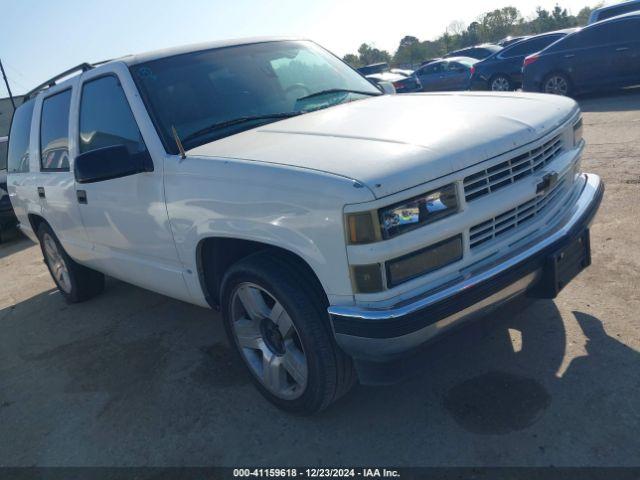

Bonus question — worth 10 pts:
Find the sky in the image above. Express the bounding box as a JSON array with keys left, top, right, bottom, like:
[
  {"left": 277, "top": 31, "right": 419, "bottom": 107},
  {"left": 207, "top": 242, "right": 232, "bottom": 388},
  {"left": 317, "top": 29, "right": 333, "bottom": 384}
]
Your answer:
[{"left": 1, "top": 0, "right": 600, "bottom": 96}]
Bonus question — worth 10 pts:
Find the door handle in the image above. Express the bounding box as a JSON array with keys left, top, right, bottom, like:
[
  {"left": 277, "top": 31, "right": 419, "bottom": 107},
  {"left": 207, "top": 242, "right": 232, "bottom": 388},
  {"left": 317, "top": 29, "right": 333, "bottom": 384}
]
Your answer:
[
  {"left": 564, "top": 54, "right": 575, "bottom": 58},
  {"left": 616, "top": 47, "right": 630, "bottom": 52},
  {"left": 37, "top": 187, "right": 45, "bottom": 198},
  {"left": 76, "top": 190, "right": 87, "bottom": 204}
]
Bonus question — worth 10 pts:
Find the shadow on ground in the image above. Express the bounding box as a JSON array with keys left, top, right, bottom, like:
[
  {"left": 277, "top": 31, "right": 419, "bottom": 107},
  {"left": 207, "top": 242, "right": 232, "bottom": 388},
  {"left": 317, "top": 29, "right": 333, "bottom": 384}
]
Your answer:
[
  {"left": 0, "top": 279, "right": 638, "bottom": 466},
  {"left": 578, "top": 86, "right": 640, "bottom": 113},
  {"left": 0, "top": 232, "right": 31, "bottom": 260}
]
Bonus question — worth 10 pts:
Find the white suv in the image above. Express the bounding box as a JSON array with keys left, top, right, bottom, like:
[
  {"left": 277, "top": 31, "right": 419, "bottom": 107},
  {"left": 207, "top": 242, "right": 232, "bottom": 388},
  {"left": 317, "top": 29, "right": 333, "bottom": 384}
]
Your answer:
[{"left": 7, "top": 38, "right": 603, "bottom": 414}]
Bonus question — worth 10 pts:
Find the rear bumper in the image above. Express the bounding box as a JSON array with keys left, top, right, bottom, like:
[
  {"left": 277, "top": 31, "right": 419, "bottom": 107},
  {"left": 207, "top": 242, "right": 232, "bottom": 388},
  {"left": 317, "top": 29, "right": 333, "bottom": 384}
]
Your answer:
[{"left": 328, "top": 174, "right": 604, "bottom": 363}]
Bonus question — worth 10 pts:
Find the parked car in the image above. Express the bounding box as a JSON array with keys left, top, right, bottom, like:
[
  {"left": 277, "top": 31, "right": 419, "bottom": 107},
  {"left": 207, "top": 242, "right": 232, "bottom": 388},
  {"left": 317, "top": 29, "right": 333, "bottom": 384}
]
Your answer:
[
  {"left": 497, "top": 35, "right": 530, "bottom": 47},
  {"left": 356, "top": 62, "right": 389, "bottom": 76},
  {"left": 444, "top": 43, "right": 502, "bottom": 60},
  {"left": 0, "top": 136, "right": 18, "bottom": 240},
  {"left": 471, "top": 29, "right": 577, "bottom": 91},
  {"left": 523, "top": 12, "right": 640, "bottom": 96},
  {"left": 8, "top": 38, "right": 603, "bottom": 414},
  {"left": 414, "top": 57, "right": 477, "bottom": 91},
  {"left": 366, "top": 70, "right": 422, "bottom": 93},
  {"left": 588, "top": 0, "right": 640, "bottom": 23},
  {"left": 390, "top": 68, "right": 414, "bottom": 76},
  {"left": 419, "top": 58, "right": 439, "bottom": 66}
]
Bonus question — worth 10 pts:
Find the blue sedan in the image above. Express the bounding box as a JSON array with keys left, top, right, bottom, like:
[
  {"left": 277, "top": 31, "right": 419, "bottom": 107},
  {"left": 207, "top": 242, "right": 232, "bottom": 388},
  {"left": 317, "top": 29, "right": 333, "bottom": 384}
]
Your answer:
[{"left": 413, "top": 57, "right": 478, "bottom": 91}]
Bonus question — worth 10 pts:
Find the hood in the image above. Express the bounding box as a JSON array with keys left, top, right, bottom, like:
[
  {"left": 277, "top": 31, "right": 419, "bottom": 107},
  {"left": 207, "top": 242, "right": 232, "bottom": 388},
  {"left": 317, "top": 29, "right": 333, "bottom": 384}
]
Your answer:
[{"left": 189, "top": 92, "right": 579, "bottom": 198}]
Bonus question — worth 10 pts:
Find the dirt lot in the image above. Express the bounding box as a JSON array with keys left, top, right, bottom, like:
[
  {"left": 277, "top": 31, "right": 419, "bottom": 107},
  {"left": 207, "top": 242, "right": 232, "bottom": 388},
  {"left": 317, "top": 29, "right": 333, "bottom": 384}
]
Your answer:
[{"left": 0, "top": 89, "right": 639, "bottom": 467}]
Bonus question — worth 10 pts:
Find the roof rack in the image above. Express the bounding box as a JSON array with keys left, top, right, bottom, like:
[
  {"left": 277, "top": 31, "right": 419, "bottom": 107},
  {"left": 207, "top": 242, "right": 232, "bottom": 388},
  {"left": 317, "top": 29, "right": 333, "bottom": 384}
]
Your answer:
[{"left": 24, "top": 62, "right": 94, "bottom": 100}]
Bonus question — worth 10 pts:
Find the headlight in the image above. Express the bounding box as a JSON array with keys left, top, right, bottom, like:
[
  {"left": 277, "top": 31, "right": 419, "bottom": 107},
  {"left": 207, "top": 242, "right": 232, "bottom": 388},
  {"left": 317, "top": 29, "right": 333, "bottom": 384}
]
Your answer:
[
  {"left": 378, "top": 184, "right": 458, "bottom": 240},
  {"left": 346, "top": 184, "right": 458, "bottom": 244},
  {"left": 573, "top": 117, "right": 583, "bottom": 146}
]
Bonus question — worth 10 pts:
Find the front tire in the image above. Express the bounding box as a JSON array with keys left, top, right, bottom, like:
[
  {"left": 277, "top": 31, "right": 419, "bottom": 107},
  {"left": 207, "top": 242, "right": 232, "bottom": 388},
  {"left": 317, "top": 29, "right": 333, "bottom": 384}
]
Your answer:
[
  {"left": 542, "top": 72, "right": 571, "bottom": 96},
  {"left": 220, "top": 252, "right": 356, "bottom": 414},
  {"left": 37, "top": 222, "right": 105, "bottom": 303}
]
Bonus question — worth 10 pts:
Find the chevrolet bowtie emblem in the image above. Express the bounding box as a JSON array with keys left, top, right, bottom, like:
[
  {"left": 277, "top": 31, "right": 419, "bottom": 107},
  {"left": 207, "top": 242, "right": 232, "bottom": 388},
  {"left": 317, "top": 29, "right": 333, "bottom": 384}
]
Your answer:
[{"left": 536, "top": 171, "right": 559, "bottom": 195}]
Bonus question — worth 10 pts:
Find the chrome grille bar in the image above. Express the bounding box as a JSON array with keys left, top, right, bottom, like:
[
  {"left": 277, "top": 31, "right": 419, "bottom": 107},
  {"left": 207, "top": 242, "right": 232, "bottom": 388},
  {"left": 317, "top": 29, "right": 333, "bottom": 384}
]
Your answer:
[
  {"left": 464, "top": 135, "right": 564, "bottom": 202},
  {"left": 469, "top": 176, "right": 568, "bottom": 249}
]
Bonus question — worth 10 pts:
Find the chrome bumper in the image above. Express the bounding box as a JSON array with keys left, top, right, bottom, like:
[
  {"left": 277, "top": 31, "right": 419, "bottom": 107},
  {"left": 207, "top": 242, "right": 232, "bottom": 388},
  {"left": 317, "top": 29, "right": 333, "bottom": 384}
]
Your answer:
[{"left": 328, "top": 174, "right": 604, "bottom": 362}]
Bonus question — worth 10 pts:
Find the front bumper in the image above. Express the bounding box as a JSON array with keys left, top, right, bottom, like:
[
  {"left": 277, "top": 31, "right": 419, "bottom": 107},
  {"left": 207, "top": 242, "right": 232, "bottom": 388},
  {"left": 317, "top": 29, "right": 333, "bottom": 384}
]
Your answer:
[{"left": 328, "top": 174, "right": 604, "bottom": 363}]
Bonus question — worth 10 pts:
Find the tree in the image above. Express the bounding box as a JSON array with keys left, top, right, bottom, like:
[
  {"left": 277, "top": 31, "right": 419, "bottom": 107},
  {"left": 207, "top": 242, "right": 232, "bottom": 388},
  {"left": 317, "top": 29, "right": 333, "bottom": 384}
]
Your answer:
[
  {"left": 342, "top": 54, "right": 361, "bottom": 68},
  {"left": 479, "top": 7, "right": 523, "bottom": 42},
  {"left": 394, "top": 36, "right": 425, "bottom": 66},
  {"left": 357, "top": 43, "right": 392, "bottom": 66},
  {"left": 347, "top": 3, "right": 593, "bottom": 69}
]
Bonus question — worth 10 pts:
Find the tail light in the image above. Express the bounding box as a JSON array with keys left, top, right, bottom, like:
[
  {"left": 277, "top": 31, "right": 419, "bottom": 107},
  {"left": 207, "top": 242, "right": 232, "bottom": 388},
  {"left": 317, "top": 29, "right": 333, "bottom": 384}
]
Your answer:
[
  {"left": 524, "top": 54, "right": 539, "bottom": 67},
  {"left": 393, "top": 81, "right": 403, "bottom": 89},
  {"left": 470, "top": 66, "right": 475, "bottom": 76}
]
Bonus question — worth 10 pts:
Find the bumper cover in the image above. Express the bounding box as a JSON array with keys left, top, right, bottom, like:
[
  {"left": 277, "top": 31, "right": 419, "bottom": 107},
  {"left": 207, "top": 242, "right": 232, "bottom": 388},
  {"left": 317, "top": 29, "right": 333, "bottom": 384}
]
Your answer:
[{"left": 329, "top": 174, "right": 604, "bottom": 362}]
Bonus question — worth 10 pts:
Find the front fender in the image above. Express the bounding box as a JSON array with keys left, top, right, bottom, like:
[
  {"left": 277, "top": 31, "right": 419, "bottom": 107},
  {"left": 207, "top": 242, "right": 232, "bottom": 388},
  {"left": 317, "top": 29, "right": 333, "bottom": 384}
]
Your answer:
[{"left": 163, "top": 154, "right": 375, "bottom": 305}]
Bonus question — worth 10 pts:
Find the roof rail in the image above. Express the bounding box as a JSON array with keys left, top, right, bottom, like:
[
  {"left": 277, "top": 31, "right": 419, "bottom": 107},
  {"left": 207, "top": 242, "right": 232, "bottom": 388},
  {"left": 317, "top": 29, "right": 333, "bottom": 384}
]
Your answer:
[{"left": 25, "top": 62, "right": 94, "bottom": 100}]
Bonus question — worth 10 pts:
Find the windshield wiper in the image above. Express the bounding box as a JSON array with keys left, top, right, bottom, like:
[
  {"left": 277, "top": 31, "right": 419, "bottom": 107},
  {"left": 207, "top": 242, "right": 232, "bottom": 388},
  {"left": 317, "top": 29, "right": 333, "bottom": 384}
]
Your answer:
[
  {"left": 296, "top": 88, "right": 382, "bottom": 102},
  {"left": 182, "top": 112, "right": 303, "bottom": 145}
]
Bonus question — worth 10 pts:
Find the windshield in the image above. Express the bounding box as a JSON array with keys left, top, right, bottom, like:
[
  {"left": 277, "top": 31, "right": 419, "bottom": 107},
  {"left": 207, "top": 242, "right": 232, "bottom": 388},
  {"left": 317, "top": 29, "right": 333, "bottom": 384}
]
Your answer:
[{"left": 131, "top": 40, "right": 380, "bottom": 152}]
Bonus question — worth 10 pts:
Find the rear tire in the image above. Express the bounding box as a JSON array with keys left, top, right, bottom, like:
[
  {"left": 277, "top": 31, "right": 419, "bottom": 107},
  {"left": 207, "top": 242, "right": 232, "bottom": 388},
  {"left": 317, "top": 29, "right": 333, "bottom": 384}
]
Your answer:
[
  {"left": 490, "top": 74, "right": 513, "bottom": 91},
  {"left": 220, "top": 251, "right": 356, "bottom": 414},
  {"left": 542, "top": 72, "right": 571, "bottom": 96},
  {"left": 37, "top": 222, "right": 105, "bottom": 303}
]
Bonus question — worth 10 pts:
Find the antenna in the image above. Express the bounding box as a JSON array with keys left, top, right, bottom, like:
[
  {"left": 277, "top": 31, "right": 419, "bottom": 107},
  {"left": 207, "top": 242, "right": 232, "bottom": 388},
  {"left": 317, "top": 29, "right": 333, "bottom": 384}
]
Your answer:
[
  {"left": 171, "top": 125, "right": 186, "bottom": 160},
  {"left": 0, "top": 58, "right": 16, "bottom": 111}
]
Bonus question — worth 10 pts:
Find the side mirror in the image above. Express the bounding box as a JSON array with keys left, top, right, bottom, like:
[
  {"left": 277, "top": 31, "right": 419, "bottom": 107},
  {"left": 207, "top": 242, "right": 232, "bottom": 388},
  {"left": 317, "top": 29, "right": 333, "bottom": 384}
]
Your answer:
[
  {"left": 377, "top": 81, "right": 396, "bottom": 95},
  {"left": 74, "top": 144, "right": 153, "bottom": 184}
]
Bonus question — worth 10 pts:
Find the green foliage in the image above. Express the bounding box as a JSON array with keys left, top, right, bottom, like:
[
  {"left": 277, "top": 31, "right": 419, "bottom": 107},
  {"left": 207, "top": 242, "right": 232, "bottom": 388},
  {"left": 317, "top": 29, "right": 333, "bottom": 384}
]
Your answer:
[{"left": 341, "top": 3, "right": 599, "bottom": 69}]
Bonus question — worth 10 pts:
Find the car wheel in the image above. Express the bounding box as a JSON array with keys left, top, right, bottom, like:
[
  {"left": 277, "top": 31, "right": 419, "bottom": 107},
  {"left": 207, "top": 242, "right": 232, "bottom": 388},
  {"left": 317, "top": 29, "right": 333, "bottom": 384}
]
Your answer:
[
  {"left": 490, "top": 75, "right": 513, "bottom": 91},
  {"left": 37, "top": 222, "right": 105, "bottom": 303},
  {"left": 543, "top": 73, "right": 571, "bottom": 96},
  {"left": 220, "top": 252, "right": 356, "bottom": 414}
]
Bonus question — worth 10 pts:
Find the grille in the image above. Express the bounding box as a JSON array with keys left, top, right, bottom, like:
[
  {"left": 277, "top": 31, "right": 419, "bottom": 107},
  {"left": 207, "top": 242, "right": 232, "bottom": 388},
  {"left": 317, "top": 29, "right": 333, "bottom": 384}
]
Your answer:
[
  {"left": 469, "top": 176, "right": 567, "bottom": 249},
  {"left": 463, "top": 134, "right": 564, "bottom": 202}
]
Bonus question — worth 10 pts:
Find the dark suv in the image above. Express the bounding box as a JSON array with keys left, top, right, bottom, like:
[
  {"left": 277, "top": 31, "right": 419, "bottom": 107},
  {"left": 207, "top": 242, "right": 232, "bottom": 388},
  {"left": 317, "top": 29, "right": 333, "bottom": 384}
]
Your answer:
[
  {"left": 471, "top": 29, "right": 576, "bottom": 91},
  {"left": 523, "top": 12, "right": 640, "bottom": 96}
]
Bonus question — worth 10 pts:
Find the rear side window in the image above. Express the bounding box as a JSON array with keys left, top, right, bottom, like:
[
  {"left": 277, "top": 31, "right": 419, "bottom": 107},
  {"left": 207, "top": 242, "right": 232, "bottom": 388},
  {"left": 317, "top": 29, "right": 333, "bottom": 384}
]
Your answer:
[
  {"left": 598, "top": 4, "right": 640, "bottom": 21},
  {"left": 40, "top": 90, "right": 72, "bottom": 171},
  {"left": 79, "top": 75, "right": 147, "bottom": 155},
  {"left": 0, "top": 141, "right": 7, "bottom": 170},
  {"left": 422, "top": 63, "right": 444, "bottom": 74},
  {"left": 580, "top": 20, "right": 638, "bottom": 45},
  {"left": 504, "top": 35, "right": 562, "bottom": 57},
  {"left": 8, "top": 100, "right": 35, "bottom": 173}
]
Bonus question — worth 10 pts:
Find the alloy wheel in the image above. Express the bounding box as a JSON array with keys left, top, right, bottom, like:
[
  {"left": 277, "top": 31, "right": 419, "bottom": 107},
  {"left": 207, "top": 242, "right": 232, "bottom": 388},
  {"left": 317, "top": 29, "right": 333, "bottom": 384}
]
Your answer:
[
  {"left": 544, "top": 75, "right": 569, "bottom": 96},
  {"left": 491, "top": 76, "right": 511, "bottom": 91},
  {"left": 230, "top": 282, "right": 308, "bottom": 399},
  {"left": 43, "top": 233, "right": 71, "bottom": 293}
]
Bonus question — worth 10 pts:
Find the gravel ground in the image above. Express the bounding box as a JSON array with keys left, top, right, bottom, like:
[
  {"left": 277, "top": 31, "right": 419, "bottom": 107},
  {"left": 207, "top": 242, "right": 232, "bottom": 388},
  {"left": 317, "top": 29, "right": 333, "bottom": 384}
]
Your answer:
[{"left": 0, "top": 89, "right": 638, "bottom": 467}]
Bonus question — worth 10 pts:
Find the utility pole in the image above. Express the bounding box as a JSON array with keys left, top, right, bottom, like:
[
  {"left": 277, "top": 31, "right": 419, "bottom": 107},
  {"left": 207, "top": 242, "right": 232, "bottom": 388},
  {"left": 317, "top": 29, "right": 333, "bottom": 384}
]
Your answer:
[{"left": 0, "top": 58, "right": 16, "bottom": 111}]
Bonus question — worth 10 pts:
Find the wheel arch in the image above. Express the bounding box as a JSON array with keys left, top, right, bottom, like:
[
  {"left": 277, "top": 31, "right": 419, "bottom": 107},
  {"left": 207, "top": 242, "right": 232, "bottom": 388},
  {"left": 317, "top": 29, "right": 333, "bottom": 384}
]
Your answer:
[
  {"left": 196, "top": 237, "right": 328, "bottom": 309},
  {"left": 27, "top": 213, "right": 48, "bottom": 235}
]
